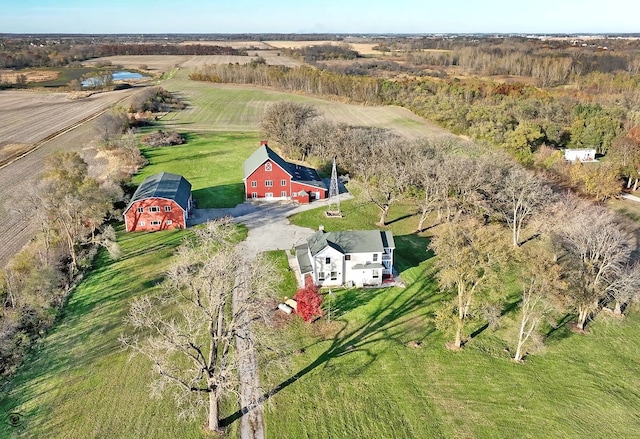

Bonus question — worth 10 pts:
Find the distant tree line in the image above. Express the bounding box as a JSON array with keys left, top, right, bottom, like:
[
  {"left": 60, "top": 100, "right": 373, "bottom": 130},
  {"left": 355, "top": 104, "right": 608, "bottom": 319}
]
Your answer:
[{"left": 280, "top": 44, "right": 360, "bottom": 62}]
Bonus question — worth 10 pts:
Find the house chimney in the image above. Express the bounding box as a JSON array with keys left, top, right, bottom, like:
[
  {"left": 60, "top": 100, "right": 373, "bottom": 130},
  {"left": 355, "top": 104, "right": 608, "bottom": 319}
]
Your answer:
[
  {"left": 319, "top": 225, "right": 324, "bottom": 232},
  {"left": 260, "top": 140, "right": 268, "bottom": 146}
]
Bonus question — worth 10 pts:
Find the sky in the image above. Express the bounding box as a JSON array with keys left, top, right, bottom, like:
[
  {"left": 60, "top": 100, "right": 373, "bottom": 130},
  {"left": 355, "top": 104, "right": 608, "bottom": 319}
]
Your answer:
[{"left": 0, "top": 0, "right": 638, "bottom": 35}]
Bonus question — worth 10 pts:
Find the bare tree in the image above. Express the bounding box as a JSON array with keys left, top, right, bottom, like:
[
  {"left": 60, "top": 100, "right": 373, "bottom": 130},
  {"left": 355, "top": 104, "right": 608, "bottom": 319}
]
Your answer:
[
  {"left": 512, "top": 246, "right": 565, "bottom": 362},
  {"left": 429, "top": 216, "right": 508, "bottom": 349},
  {"left": 36, "top": 152, "right": 115, "bottom": 278},
  {"left": 121, "top": 220, "right": 278, "bottom": 432},
  {"left": 605, "top": 262, "right": 640, "bottom": 315},
  {"left": 260, "top": 101, "right": 319, "bottom": 160},
  {"left": 355, "top": 134, "right": 416, "bottom": 226},
  {"left": 95, "top": 109, "right": 128, "bottom": 145},
  {"left": 556, "top": 202, "right": 631, "bottom": 330},
  {"left": 492, "top": 167, "right": 554, "bottom": 247}
]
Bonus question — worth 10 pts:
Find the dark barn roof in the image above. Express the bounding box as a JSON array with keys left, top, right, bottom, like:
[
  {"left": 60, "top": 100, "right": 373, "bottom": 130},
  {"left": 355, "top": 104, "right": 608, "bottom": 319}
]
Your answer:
[{"left": 125, "top": 172, "right": 191, "bottom": 213}]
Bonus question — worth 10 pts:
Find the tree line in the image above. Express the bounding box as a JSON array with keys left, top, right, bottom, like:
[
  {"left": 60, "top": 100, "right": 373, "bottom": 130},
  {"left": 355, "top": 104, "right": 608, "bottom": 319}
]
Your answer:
[{"left": 192, "top": 62, "right": 640, "bottom": 200}]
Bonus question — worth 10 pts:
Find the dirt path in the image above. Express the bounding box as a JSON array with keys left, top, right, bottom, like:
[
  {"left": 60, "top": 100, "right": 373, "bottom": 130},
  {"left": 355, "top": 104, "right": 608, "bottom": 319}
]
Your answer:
[{"left": 219, "top": 195, "right": 351, "bottom": 439}]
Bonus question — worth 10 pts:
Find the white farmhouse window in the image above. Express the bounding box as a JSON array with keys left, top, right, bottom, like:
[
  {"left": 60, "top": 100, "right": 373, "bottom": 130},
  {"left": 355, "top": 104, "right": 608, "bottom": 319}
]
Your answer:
[
  {"left": 318, "top": 272, "right": 325, "bottom": 281},
  {"left": 373, "top": 253, "right": 378, "bottom": 262},
  {"left": 325, "top": 257, "right": 331, "bottom": 264},
  {"left": 345, "top": 255, "right": 351, "bottom": 261},
  {"left": 331, "top": 272, "right": 338, "bottom": 280},
  {"left": 373, "top": 270, "right": 379, "bottom": 278},
  {"left": 251, "top": 181, "right": 257, "bottom": 187},
  {"left": 281, "top": 179, "right": 287, "bottom": 186},
  {"left": 164, "top": 206, "right": 171, "bottom": 212},
  {"left": 265, "top": 162, "right": 272, "bottom": 171},
  {"left": 137, "top": 207, "right": 144, "bottom": 213},
  {"left": 149, "top": 206, "right": 160, "bottom": 213},
  {"left": 265, "top": 180, "right": 273, "bottom": 187}
]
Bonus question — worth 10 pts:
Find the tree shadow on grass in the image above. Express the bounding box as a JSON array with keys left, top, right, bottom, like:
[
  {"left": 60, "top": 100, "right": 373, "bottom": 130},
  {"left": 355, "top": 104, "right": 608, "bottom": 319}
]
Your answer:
[{"left": 221, "top": 268, "right": 442, "bottom": 427}]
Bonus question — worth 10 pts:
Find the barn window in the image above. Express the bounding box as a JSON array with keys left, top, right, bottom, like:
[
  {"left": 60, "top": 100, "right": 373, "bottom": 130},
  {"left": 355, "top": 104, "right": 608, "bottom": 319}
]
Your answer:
[
  {"left": 281, "top": 191, "right": 287, "bottom": 197},
  {"left": 251, "top": 192, "right": 258, "bottom": 198},
  {"left": 166, "top": 220, "right": 173, "bottom": 225},
  {"left": 251, "top": 181, "right": 257, "bottom": 187},
  {"left": 281, "top": 179, "right": 287, "bottom": 186},
  {"left": 265, "top": 162, "right": 272, "bottom": 171},
  {"left": 265, "top": 180, "right": 273, "bottom": 187},
  {"left": 137, "top": 207, "right": 144, "bottom": 213},
  {"left": 149, "top": 206, "right": 160, "bottom": 212},
  {"left": 139, "top": 221, "right": 146, "bottom": 226},
  {"left": 150, "top": 220, "right": 161, "bottom": 226},
  {"left": 164, "top": 206, "right": 171, "bottom": 212}
]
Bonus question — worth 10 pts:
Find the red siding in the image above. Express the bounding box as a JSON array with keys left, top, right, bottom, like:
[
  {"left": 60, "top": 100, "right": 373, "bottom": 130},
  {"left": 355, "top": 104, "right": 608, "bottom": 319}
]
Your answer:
[
  {"left": 245, "top": 159, "right": 291, "bottom": 199},
  {"left": 125, "top": 198, "right": 186, "bottom": 232},
  {"left": 291, "top": 182, "right": 326, "bottom": 200}
]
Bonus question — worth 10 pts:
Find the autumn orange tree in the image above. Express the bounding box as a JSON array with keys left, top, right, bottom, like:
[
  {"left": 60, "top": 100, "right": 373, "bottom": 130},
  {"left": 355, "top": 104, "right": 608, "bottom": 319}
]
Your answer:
[{"left": 294, "top": 280, "right": 323, "bottom": 322}]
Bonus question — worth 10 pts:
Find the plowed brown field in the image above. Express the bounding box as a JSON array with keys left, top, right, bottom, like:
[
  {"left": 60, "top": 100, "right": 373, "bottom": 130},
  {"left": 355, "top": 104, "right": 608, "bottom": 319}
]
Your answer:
[{"left": 0, "top": 88, "right": 136, "bottom": 267}]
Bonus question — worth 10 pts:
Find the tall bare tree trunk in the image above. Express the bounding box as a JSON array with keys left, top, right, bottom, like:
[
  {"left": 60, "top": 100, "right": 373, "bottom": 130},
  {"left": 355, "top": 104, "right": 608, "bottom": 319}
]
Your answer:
[
  {"left": 378, "top": 205, "right": 390, "bottom": 226},
  {"left": 208, "top": 390, "right": 219, "bottom": 432}
]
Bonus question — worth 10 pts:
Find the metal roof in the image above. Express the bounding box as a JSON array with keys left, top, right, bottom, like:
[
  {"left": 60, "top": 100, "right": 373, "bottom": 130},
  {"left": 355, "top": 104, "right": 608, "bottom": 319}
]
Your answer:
[
  {"left": 243, "top": 144, "right": 326, "bottom": 189},
  {"left": 296, "top": 244, "right": 313, "bottom": 275},
  {"left": 125, "top": 172, "right": 191, "bottom": 213},
  {"left": 307, "top": 230, "right": 395, "bottom": 256}
]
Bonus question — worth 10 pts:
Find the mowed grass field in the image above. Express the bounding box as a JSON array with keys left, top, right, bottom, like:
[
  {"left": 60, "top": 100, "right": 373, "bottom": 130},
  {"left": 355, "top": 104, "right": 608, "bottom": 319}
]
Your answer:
[
  {"left": 256, "top": 194, "right": 640, "bottom": 438},
  {"left": 132, "top": 131, "right": 259, "bottom": 208},
  {"left": 160, "top": 70, "right": 447, "bottom": 139},
  {"left": 0, "top": 228, "right": 209, "bottom": 439}
]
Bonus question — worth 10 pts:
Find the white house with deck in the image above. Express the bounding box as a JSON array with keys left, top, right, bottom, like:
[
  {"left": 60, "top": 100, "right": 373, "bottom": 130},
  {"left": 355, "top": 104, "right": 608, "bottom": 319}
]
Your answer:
[{"left": 296, "top": 228, "right": 395, "bottom": 287}]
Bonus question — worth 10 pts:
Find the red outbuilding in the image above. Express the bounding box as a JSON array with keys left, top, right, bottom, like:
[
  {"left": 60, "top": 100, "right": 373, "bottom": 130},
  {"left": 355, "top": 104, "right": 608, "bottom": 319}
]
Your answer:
[
  {"left": 243, "top": 142, "right": 327, "bottom": 202},
  {"left": 123, "top": 172, "right": 193, "bottom": 232}
]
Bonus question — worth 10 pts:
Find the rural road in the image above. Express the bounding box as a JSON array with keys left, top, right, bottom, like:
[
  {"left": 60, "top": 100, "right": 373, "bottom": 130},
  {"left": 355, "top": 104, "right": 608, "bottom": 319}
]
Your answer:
[{"left": 195, "top": 194, "right": 352, "bottom": 439}]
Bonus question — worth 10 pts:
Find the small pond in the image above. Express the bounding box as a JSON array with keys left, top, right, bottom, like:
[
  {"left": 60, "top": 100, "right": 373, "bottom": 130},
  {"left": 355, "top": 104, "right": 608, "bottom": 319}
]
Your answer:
[{"left": 82, "top": 71, "right": 148, "bottom": 87}]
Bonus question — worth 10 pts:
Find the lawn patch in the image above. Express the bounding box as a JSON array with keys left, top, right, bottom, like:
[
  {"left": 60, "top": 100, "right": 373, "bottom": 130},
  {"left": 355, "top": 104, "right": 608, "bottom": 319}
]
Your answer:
[{"left": 133, "top": 131, "right": 259, "bottom": 208}]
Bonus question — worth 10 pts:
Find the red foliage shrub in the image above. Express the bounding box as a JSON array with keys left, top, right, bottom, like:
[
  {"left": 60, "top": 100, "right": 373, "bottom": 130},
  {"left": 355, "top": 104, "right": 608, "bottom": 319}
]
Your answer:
[{"left": 294, "top": 282, "right": 323, "bottom": 322}]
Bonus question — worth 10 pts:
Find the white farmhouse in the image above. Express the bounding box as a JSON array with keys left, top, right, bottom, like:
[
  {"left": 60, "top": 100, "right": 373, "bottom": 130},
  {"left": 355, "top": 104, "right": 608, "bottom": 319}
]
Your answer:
[
  {"left": 296, "top": 228, "right": 395, "bottom": 287},
  {"left": 564, "top": 148, "right": 597, "bottom": 162}
]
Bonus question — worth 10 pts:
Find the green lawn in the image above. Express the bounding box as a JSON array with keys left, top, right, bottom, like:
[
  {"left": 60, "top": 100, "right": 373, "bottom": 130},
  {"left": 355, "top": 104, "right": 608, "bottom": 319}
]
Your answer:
[
  {"left": 133, "top": 131, "right": 259, "bottom": 208},
  {"left": 258, "top": 193, "right": 640, "bottom": 438}
]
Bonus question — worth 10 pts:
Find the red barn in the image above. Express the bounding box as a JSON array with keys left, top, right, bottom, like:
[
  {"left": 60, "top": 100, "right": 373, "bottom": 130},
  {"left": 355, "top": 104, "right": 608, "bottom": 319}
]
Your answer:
[
  {"left": 243, "top": 142, "right": 327, "bottom": 202},
  {"left": 123, "top": 172, "right": 193, "bottom": 232}
]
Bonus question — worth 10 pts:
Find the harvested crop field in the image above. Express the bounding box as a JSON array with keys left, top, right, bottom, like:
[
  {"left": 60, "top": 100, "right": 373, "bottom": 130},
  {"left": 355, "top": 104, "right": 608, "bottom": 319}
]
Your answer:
[
  {"left": 0, "top": 88, "right": 135, "bottom": 149},
  {"left": 0, "top": 69, "right": 60, "bottom": 84},
  {"left": 84, "top": 53, "right": 303, "bottom": 72}
]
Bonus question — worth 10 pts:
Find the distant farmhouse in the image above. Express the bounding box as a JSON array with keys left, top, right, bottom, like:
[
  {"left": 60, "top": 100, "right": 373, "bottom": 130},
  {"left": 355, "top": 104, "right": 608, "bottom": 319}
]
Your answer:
[
  {"left": 243, "top": 141, "right": 327, "bottom": 203},
  {"left": 296, "top": 227, "right": 395, "bottom": 287},
  {"left": 564, "top": 148, "right": 597, "bottom": 162},
  {"left": 124, "top": 172, "right": 193, "bottom": 232}
]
